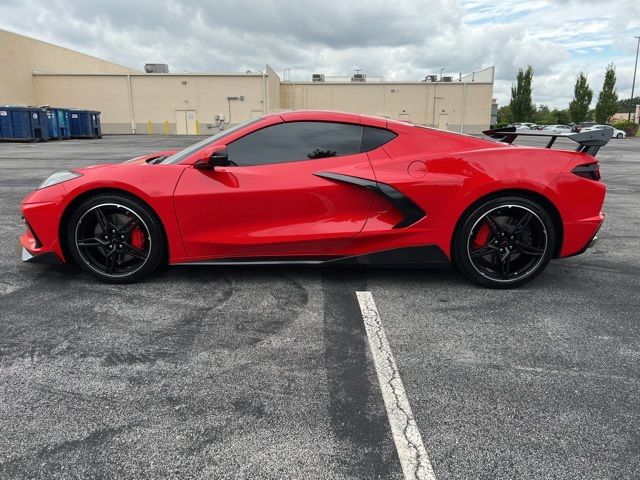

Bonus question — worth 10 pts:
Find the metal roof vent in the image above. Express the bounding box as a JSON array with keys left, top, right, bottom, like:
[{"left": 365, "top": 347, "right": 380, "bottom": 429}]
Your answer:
[{"left": 145, "top": 63, "right": 169, "bottom": 73}]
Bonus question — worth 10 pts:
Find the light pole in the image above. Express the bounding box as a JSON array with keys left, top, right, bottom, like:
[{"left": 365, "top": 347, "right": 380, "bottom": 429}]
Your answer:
[{"left": 629, "top": 36, "right": 640, "bottom": 122}]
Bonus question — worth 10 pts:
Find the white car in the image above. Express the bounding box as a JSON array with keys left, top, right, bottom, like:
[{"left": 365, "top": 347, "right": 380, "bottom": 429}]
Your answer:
[
  {"left": 542, "top": 124, "right": 572, "bottom": 133},
  {"left": 582, "top": 124, "right": 626, "bottom": 139},
  {"left": 512, "top": 122, "right": 538, "bottom": 130}
]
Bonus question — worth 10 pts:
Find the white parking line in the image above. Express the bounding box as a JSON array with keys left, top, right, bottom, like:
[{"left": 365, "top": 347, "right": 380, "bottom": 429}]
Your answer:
[{"left": 356, "top": 291, "right": 436, "bottom": 480}]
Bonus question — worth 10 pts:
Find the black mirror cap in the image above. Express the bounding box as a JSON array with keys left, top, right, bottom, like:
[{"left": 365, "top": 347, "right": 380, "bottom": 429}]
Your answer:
[
  {"left": 209, "top": 148, "right": 229, "bottom": 166},
  {"left": 194, "top": 148, "right": 229, "bottom": 169}
]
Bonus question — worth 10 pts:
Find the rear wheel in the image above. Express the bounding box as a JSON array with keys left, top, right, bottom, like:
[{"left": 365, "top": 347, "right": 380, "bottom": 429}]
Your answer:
[
  {"left": 453, "top": 196, "right": 556, "bottom": 288},
  {"left": 66, "top": 194, "right": 165, "bottom": 283},
  {"left": 616, "top": 133, "right": 624, "bottom": 139}
]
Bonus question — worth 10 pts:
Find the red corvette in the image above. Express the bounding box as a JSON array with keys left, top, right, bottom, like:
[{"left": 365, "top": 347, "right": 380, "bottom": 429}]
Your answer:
[{"left": 18, "top": 111, "right": 610, "bottom": 288}]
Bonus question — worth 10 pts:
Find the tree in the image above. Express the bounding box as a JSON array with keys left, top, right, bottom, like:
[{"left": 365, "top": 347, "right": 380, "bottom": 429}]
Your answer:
[
  {"left": 509, "top": 66, "right": 534, "bottom": 122},
  {"left": 617, "top": 97, "right": 640, "bottom": 113},
  {"left": 496, "top": 105, "right": 513, "bottom": 125},
  {"left": 552, "top": 108, "right": 570, "bottom": 125},
  {"left": 532, "top": 104, "right": 554, "bottom": 125},
  {"left": 568, "top": 73, "right": 593, "bottom": 123},
  {"left": 594, "top": 64, "right": 618, "bottom": 123}
]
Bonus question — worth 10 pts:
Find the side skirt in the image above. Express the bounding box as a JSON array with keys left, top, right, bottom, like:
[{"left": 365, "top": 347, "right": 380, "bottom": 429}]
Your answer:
[{"left": 176, "top": 245, "right": 450, "bottom": 269}]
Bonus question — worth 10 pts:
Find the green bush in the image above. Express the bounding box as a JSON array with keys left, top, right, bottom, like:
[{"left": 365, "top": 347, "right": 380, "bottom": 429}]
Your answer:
[{"left": 612, "top": 120, "right": 639, "bottom": 137}]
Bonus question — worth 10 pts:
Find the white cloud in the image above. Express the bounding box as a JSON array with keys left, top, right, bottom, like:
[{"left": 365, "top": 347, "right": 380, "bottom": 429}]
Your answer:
[{"left": 1, "top": 0, "right": 638, "bottom": 108}]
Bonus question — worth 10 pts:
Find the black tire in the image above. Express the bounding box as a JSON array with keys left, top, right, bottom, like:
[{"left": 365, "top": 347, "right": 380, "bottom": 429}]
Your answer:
[
  {"left": 452, "top": 196, "right": 556, "bottom": 288},
  {"left": 616, "top": 133, "right": 623, "bottom": 139},
  {"left": 65, "top": 193, "right": 165, "bottom": 283}
]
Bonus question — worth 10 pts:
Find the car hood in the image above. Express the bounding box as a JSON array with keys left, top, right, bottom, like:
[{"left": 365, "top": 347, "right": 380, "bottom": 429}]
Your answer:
[{"left": 122, "top": 150, "right": 179, "bottom": 164}]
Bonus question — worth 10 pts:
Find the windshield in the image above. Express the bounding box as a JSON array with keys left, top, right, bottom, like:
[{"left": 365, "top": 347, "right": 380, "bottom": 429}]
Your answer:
[{"left": 161, "top": 118, "right": 261, "bottom": 164}]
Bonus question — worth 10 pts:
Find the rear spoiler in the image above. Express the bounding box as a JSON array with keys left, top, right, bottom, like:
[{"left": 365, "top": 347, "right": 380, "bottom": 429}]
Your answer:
[{"left": 482, "top": 126, "right": 613, "bottom": 156}]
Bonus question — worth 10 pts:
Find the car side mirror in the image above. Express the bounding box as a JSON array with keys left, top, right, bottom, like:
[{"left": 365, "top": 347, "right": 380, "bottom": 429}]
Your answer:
[
  {"left": 195, "top": 147, "right": 229, "bottom": 169},
  {"left": 209, "top": 148, "right": 229, "bottom": 166}
]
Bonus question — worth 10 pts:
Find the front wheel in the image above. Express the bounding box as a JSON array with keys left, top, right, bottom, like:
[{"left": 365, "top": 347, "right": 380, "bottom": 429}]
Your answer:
[
  {"left": 453, "top": 196, "right": 556, "bottom": 288},
  {"left": 66, "top": 193, "right": 165, "bottom": 283},
  {"left": 616, "top": 133, "right": 624, "bottom": 139}
]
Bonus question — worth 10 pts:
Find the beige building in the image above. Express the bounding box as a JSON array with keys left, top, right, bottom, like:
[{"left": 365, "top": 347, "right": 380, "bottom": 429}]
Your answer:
[
  {"left": 1, "top": 29, "right": 495, "bottom": 134},
  {"left": 281, "top": 68, "right": 494, "bottom": 134}
]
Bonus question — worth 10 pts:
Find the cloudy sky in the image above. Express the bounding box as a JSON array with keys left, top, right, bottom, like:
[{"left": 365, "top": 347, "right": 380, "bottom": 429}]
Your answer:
[{"left": 1, "top": 0, "right": 639, "bottom": 108}]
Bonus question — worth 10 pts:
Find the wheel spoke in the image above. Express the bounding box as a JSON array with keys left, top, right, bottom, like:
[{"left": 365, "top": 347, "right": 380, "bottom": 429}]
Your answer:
[
  {"left": 470, "top": 244, "right": 499, "bottom": 257},
  {"left": 515, "top": 241, "right": 544, "bottom": 256},
  {"left": 484, "top": 215, "right": 504, "bottom": 238},
  {"left": 510, "top": 212, "right": 532, "bottom": 235},
  {"left": 105, "top": 249, "right": 117, "bottom": 273},
  {"left": 500, "top": 253, "right": 512, "bottom": 277},
  {"left": 95, "top": 208, "right": 112, "bottom": 232},
  {"left": 122, "top": 242, "right": 147, "bottom": 260},
  {"left": 119, "top": 217, "right": 138, "bottom": 235},
  {"left": 77, "top": 237, "right": 105, "bottom": 248}
]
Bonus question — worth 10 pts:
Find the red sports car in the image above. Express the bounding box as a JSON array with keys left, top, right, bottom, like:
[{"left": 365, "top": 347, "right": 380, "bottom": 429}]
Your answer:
[{"left": 18, "top": 111, "right": 610, "bottom": 288}]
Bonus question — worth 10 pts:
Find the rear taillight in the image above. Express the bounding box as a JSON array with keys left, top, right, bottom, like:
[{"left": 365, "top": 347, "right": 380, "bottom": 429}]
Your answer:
[{"left": 572, "top": 163, "right": 600, "bottom": 181}]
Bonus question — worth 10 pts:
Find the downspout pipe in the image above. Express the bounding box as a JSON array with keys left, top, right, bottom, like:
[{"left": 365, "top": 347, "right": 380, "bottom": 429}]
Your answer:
[
  {"left": 460, "top": 82, "right": 467, "bottom": 133},
  {"left": 262, "top": 71, "right": 267, "bottom": 114},
  {"left": 127, "top": 74, "right": 136, "bottom": 134}
]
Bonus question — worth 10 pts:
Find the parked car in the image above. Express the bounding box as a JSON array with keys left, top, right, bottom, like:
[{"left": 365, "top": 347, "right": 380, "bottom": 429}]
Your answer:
[
  {"left": 542, "top": 125, "right": 573, "bottom": 133},
  {"left": 574, "top": 122, "right": 596, "bottom": 133},
  {"left": 582, "top": 124, "right": 626, "bottom": 139},
  {"left": 510, "top": 122, "right": 538, "bottom": 130},
  {"left": 19, "top": 110, "right": 608, "bottom": 288}
]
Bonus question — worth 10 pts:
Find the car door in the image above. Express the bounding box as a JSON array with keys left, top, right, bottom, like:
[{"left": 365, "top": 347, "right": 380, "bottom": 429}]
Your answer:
[{"left": 173, "top": 121, "right": 376, "bottom": 260}]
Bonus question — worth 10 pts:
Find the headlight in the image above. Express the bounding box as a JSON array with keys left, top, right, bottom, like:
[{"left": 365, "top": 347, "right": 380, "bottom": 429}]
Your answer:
[{"left": 37, "top": 171, "right": 82, "bottom": 190}]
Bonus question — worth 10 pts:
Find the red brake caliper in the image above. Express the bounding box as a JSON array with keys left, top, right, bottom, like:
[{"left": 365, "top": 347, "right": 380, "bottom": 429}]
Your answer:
[
  {"left": 472, "top": 223, "right": 491, "bottom": 250},
  {"left": 130, "top": 226, "right": 145, "bottom": 250}
]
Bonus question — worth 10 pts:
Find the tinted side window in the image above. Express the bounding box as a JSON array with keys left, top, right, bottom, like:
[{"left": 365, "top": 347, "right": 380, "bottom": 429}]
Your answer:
[
  {"left": 361, "top": 126, "right": 397, "bottom": 152},
  {"left": 228, "top": 121, "right": 364, "bottom": 166}
]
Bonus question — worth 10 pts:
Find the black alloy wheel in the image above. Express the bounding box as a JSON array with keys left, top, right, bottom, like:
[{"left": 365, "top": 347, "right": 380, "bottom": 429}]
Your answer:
[
  {"left": 66, "top": 194, "right": 165, "bottom": 283},
  {"left": 453, "top": 196, "right": 556, "bottom": 288}
]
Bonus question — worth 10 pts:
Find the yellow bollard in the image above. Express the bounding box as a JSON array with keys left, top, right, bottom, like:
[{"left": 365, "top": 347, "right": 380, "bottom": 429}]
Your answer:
[
  {"left": 146, "top": 121, "right": 152, "bottom": 135},
  {"left": 163, "top": 121, "right": 169, "bottom": 135},
  {"left": 195, "top": 120, "right": 200, "bottom": 135}
]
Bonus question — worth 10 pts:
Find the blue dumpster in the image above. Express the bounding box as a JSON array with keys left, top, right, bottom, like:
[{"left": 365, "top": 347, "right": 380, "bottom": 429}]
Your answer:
[
  {"left": 28, "top": 107, "right": 49, "bottom": 141},
  {"left": 69, "top": 109, "right": 102, "bottom": 139},
  {"left": 57, "top": 108, "right": 71, "bottom": 139},
  {"left": 45, "top": 108, "right": 71, "bottom": 139},
  {"left": 0, "top": 106, "right": 49, "bottom": 141}
]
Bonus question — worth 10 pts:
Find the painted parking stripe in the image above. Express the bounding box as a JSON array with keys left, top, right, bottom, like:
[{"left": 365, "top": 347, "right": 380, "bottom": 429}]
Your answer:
[{"left": 356, "top": 291, "right": 436, "bottom": 480}]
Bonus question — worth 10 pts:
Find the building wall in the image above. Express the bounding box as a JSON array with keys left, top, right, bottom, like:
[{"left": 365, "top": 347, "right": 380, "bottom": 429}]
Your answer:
[
  {"left": 34, "top": 73, "right": 272, "bottom": 134},
  {"left": 266, "top": 65, "right": 281, "bottom": 114},
  {"left": 611, "top": 108, "right": 639, "bottom": 123},
  {"left": 4, "top": 29, "right": 494, "bottom": 135},
  {"left": 280, "top": 80, "right": 494, "bottom": 133},
  {"left": 0, "top": 29, "right": 138, "bottom": 106}
]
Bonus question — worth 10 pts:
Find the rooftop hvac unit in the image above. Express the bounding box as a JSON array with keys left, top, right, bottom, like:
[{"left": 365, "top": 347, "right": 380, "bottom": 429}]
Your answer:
[
  {"left": 144, "top": 63, "right": 169, "bottom": 73},
  {"left": 423, "top": 75, "right": 438, "bottom": 82},
  {"left": 351, "top": 73, "right": 366, "bottom": 82},
  {"left": 441, "top": 76, "right": 453, "bottom": 82},
  {"left": 312, "top": 74, "right": 325, "bottom": 82}
]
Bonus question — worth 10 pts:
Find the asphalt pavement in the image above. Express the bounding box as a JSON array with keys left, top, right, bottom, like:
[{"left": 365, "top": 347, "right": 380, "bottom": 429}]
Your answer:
[{"left": 0, "top": 134, "right": 638, "bottom": 479}]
